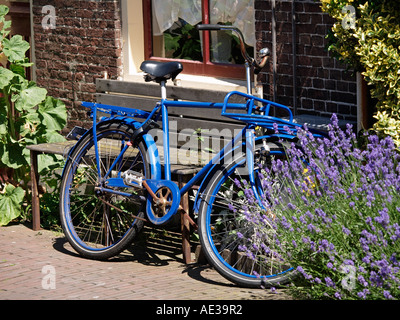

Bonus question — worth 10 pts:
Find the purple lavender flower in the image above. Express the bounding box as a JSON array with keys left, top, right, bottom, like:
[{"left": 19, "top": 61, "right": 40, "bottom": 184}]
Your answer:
[
  {"left": 374, "top": 207, "right": 390, "bottom": 228},
  {"left": 334, "top": 292, "right": 342, "bottom": 299},
  {"left": 325, "top": 277, "right": 335, "bottom": 288},
  {"left": 357, "top": 289, "right": 370, "bottom": 299},
  {"left": 383, "top": 291, "right": 393, "bottom": 299},
  {"left": 233, "top": 178, "right": 241, "bottom": 188},
  {"left": 279, "top": 216, "right": 292, "bottom": 230},
  {"left": 342, "top": 226, "right": 351, "bottom": 235},
  {"left": 343, "top": 259, "right": 354, "bottom": 266},
  {"left": 307, "top": 223, "right": 316, "bottom": 232},
  {"left": 273, "top": 122, "right": 279, "bottom": 134},
  {"left": 228, "top": 203, "right": 236, "bottom": 213},
  {"left": 357, "top": 275, "right": 368, "bottom": 287}
]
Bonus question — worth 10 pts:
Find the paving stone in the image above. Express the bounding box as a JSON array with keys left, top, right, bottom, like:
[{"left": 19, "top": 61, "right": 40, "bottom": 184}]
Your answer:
[{"left": 0, "top": 224, "right": 291, "bottom": 301}]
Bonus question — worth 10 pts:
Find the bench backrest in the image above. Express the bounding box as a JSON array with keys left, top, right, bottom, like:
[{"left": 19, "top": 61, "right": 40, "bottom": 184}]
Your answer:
[{"left": 95, "top": 79, "right": 246, "bottom": 149}]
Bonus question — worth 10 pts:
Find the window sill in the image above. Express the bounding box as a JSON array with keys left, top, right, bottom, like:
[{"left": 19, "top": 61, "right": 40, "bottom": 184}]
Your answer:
[{"left": 122, "top": 73, "right": 249, "bottom": 94}]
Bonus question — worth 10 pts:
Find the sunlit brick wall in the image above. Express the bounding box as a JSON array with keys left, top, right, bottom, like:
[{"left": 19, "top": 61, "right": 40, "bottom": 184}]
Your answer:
[
  {"left": 255, "top": 0, "right": 357, "bottom": 121},
  {"left": 32, "top": 0, "right": 123, "bottom": 130}
]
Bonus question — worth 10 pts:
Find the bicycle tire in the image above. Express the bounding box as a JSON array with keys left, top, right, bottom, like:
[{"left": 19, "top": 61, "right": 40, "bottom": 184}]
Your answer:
[
  {"left": 197, "top": 142, "right": 295, "bottom": 288},
  {"left": 59, "top": 120, "right": 150, "bottom": 260}
]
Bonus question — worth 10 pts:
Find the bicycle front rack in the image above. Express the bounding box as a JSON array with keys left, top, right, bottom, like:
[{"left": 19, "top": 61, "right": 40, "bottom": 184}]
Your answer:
[{"left": 221, "top": 91, "right": 303, "bottom": 134}]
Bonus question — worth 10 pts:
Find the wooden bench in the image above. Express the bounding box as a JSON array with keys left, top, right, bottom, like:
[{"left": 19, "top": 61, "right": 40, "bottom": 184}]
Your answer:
[
  {"left": 26, "top": 140, "right": 206, "bottom": 264},
  {"left": 27, "top": 78, "right": 248, "bottom": 264}
]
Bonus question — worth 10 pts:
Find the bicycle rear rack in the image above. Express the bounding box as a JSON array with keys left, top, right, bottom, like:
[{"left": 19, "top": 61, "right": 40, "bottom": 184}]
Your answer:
[{"left": 82, "top": 102, "right": 151, "bottom": 120}]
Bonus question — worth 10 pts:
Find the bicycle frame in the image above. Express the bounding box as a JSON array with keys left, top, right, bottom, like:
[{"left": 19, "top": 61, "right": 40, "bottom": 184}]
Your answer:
[
  {"left": 61, "top": 23, "right": 330, "bottom": 286},
  {"left": 80, "top": 82, "right": 314, "bottom": 225}
]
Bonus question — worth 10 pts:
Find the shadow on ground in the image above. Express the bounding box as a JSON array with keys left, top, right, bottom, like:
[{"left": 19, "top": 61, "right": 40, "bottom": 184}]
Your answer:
[{"left": 51, "top": 224, "right": 232, "bottom": 287}]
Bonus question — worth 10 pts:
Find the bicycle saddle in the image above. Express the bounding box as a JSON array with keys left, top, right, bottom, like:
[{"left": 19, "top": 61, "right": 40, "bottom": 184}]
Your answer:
[{"left": 140, "top": 61, "right": 183, "bottom": 83}]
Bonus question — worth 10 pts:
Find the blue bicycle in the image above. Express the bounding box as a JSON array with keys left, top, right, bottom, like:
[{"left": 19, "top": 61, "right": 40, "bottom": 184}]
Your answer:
[{"left": 59, "top": 25, "right": 324, "bottom": 288}]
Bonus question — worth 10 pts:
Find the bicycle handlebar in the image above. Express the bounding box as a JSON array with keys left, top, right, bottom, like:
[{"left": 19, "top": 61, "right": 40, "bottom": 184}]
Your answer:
[{"left": 197, "top": 24, "right": 269, "bottom": 74}]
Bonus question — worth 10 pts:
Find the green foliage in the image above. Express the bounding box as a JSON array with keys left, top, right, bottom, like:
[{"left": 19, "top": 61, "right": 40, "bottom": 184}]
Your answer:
[
  {"left": 0, "top": 5, "right": 67, "bottom": 226},
  {"left": 321, "top": 0, "right": 400, "bottom": 146},
  {"left": 0, "top": 184, "right": 25, "bottom": 226},
  {"left": 164, "top": 21, "right": 203, "bottom": 61}
]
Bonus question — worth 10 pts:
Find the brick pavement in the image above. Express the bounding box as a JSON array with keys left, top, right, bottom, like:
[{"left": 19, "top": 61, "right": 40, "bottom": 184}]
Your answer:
[{"left": 0, "top": 224, "right": 291, "bottom": 301}]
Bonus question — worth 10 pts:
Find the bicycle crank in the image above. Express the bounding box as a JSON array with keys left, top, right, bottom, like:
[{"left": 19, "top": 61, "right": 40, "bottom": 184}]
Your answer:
[{"left": 142, "top": 179, "right": 181, "bottom": 225}]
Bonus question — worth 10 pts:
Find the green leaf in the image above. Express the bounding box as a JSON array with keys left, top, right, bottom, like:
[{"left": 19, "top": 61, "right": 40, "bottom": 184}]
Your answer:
[
  {"left": 0, "top": 141, "right": 27, "bottom": 169},
  {"left": 38, "top": 153, "right": 64, "bottom": 174},
  {"left": 44, "top": 131, "right": 66, "bottom": 143},
  {"left": 14, "top": 86, "right": 47, "bottom": 112},
  {"left": 0, "top": 112, "right": 7, "bottom": 136},
  {"left": 0, "top": 5, "right": 9, "bottom": 18},
  {"left": 0, "top": 184, "right": 25, "bottom": 226},
  {"left": 10, "top": 63, "right": 26, "bottom": 78},
  {"left": 164, "top": 33, "right": 180, "bottom": 53},
  {"left": 38, "top": 96, "right": 67, "bottom": 131},
  {"left": 2, "top": 35, "right": 30, "bottom": 62},
  {"left": 0, "top": 67, "right": 15, "bottom": 89}
]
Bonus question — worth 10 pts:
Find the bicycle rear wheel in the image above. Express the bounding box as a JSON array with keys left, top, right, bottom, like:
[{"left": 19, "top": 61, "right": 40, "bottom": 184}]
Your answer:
[
  {"left": 197, "top": 142, "right": 295, "bottom": 288},
  {"left": 59, "top": 120, "right": 150, "bottom": 260}
]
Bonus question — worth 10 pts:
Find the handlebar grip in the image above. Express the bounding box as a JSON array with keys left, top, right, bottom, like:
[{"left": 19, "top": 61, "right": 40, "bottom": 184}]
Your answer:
[{"left": 196, "top": 24, "right": 224, "bottom": 31}]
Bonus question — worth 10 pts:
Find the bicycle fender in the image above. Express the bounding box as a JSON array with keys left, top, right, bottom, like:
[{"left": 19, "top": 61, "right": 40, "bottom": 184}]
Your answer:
[
  {"left": 114, "top": 116, "right": 162, "bottom": 180},
  {"left": 61, "top": 118, "right": 162, "bottom": 180}
]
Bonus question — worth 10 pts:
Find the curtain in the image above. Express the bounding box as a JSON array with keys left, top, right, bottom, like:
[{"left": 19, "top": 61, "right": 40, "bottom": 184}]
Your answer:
[
  {"left": 152, "top": 0, "right": 202, "bottom": 36},
  {"left": 209, "top": 0, "right": 255, "bottom": 46},
  {"left": 152, "top": 0, "right": 255, "bottom": 46}
]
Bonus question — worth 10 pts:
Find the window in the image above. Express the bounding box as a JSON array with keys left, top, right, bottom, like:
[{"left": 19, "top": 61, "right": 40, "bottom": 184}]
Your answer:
[{"left": 143, "top": 0, "right": 255, "bottom": 79}]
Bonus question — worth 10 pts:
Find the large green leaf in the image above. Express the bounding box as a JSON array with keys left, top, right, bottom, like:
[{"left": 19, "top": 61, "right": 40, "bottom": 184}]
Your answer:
[
  {"left": 0, "top": 184, "right": 25, "bottom": 226},
  {"left": 38, "top": 96, "right": 67, "bottom": 131},
  {"left": 38, "top": 153, "right": 64, "bottom": 174},
  {"left": 0, "top": 140, "right": 26, "bottom": 169},
  {"left": 14, "top": 86, "right": 47, "bottom": 112},
  {"left": 0, "top": 67, "right": 15, "bottom": 89},
  {"left": 2, "top": 35, "right": 30, "bottom": 62},
  {"left": 0, "top": 4, "right": 9, "bottom": 18}
]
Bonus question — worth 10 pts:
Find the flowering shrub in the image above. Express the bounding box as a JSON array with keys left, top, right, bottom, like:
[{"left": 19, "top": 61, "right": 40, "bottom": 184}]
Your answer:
[
  {"left": 321, "top": 0, "right": 400, "bottom": 147},
  {"left": 238, "top": 115, "right": 400, "bottom": 299}
]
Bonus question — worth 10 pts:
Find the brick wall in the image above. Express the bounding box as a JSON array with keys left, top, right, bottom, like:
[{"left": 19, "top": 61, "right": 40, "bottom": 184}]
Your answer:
[
  {"left": 32, "top": 0, "right": 357, "bottom": 131},
  {"left": 255, "top": 0, "right": 357, "bottom": 121},
  {"left": 32, "top": 0, "right": 122, "bottom": 131}
]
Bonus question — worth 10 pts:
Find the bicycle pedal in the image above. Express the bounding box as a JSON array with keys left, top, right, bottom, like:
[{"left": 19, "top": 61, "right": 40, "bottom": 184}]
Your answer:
[{"left": 121, "top": 170, "right": 144, "bottom": 188}]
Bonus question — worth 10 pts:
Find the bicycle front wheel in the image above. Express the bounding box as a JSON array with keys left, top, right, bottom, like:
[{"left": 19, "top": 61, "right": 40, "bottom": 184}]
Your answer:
[
  {"left": 60, "top": 120, "right": 150, "bottom": 260},
  {"left": 197, "top": 143, "right": 294, "bottom": 288}
]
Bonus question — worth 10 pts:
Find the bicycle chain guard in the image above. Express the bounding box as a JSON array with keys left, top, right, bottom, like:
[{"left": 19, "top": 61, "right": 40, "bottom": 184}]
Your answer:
[{"left": 143, "top": 179, "right": 181, "bottom": 225}]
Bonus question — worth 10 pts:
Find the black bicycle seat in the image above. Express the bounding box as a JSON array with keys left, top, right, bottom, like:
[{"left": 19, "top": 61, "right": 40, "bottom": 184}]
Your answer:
[{"left": 140, "top": 61, "right": 183, "bottom": 83}]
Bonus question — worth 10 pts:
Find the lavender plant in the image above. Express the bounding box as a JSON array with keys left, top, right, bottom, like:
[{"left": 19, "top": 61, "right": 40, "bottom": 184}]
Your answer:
[{"left": 237, "top": 115, "right": 400, "bottom": 299}]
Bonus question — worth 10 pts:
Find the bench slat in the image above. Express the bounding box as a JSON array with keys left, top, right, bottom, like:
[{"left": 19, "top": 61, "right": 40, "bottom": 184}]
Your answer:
[
  {"left": 96, "top": 79, "right": 244, "bottom": 103},
  {"left": 96, "top": 93, "right": 242, "bottom": 125}
]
